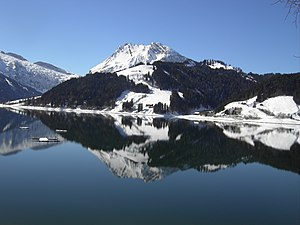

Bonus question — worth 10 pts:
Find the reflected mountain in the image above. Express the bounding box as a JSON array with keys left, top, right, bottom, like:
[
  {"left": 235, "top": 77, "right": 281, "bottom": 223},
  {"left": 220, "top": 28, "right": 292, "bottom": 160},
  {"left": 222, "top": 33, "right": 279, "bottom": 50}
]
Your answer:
[
  {"left": 30, "top": 111, "right": 300, "bottom": 180},
  {"left": 216, "top": 123, "right": 300, "bottom": 151},
  {"left": 0, "top": 109, "right": 64, "bottom": 155}
]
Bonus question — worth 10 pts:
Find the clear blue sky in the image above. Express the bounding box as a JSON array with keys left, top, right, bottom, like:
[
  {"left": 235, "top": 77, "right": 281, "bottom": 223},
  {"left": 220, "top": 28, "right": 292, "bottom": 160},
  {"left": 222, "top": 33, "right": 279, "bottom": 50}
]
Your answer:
[{"left": 0, "top": 0, "right": 299, "bottom": 75}]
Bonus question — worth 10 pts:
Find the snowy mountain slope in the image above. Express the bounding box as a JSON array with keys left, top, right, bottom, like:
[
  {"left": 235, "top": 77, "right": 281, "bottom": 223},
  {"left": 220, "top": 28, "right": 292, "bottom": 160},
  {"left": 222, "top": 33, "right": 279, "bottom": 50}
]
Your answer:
[
  {"left": 0, "top": 51, "right": 78, "bottom": 93},
  {"left": 106, "top": 65, "right": 176, "bottom": 114},
  {"left": 111, "top": 88, "right": 173, "bottom": 114},
  {"left": 0, "top": 73, "right": 41, "bottom": 103},
  {"left": 116, "top": 64, "right": 154, "bottom": 83},
  {"left": 90, "top": 42, "right": 194, "bottom": 73},
  {"left": 217, "top": 96, "right": 299, "bottom": 119}
]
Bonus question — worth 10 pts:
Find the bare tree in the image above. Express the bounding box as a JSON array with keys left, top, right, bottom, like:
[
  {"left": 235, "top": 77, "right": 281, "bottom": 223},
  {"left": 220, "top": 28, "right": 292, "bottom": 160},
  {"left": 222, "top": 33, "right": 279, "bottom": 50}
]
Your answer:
[
  {"left": 275, "top": 1, "right": 300, "bottom": 59},
  {"left": 275, "top": 0, "right": 300, "bottom": 25}
]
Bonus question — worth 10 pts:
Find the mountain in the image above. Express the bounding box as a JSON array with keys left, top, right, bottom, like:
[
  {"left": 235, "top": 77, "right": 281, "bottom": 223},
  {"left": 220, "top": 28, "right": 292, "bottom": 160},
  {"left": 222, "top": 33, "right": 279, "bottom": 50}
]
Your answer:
[
  {"left": 151, "top": 61, "right": 259, "bottom": 111},
  {"left": 0, "top": 72, "right": 41, "bottom": 103},
  {"left": 34, "top": 42, "right": 260, "bottom": 112},
  {"left": 34, "top": 61, "right": 73, "bottom": 75},
  {"left": 34, "top": 73, "right": 149, "bottom": 109},
  {"left": 90, "top": 42, "right": 195, "bottom": 73},
  {"left": 14, "top": 42, "right": 299, "bottom": 116},
  {"left": 86, "top": 43, "right": 263, "bottom": 112},
  {"left": 32, "top": 67, "right": 258, "bottom": 113},
  {"left": 0, "top": 51, "right": 78, "bottom": 93}
]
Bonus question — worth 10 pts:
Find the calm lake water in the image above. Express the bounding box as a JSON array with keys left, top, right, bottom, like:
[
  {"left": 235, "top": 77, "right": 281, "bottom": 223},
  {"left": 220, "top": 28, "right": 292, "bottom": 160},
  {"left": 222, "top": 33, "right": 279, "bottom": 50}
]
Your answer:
[{"left": 0, "top": 109, "right": 299, "bottom": 225}]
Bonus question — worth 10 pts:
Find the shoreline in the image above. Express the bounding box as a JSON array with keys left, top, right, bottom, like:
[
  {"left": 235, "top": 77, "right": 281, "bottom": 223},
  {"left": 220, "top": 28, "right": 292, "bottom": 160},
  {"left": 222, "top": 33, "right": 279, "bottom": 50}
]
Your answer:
[{"left": 1, "top": 104, "right": 300, "bottom": 127}]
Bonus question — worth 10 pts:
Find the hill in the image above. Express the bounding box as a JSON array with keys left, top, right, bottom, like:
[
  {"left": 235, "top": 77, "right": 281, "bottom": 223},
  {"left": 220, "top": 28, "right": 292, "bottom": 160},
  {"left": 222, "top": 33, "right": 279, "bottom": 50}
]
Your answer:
[{"left": 34, "top": 73, "right": 149, "bottom": 109}]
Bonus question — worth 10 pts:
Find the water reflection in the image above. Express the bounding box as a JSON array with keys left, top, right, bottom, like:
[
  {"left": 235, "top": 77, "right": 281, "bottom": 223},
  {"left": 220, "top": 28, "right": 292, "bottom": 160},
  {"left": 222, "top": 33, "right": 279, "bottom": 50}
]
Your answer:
[
  {"left": 1, "top": 109, "right": 299, "bottom": 225},
  {"left": 22, "top": 110, "right": 300, "bottom": 179},
  {"left": 216, "top": 122, "right": 300, "bottom": 149},
  {"left": 0, "top": 109, "right": 63, "bottom": 155},
  {"left": 1, "top": 109, "right": 299, "bottom": 180}
]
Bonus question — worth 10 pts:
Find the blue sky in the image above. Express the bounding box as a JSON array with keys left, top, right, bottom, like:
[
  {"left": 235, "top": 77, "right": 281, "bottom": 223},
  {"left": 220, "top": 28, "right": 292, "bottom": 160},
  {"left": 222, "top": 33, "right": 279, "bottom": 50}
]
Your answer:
[{"left": 0, "top": 0, "right": 299, "bottom": 75}]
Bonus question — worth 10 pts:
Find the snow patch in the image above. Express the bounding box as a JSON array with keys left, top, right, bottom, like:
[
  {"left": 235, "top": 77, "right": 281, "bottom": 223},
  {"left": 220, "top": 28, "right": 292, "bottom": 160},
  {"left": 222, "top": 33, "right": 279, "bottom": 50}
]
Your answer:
[
  {"left": 208, "top": 62, "right": 234, "bottom": 70},
  {"left": 178, "top": 92, "right": 184, "bottom": 99},
  {"left": 5, "top": 78, "right": 13, "bottom": 87}
]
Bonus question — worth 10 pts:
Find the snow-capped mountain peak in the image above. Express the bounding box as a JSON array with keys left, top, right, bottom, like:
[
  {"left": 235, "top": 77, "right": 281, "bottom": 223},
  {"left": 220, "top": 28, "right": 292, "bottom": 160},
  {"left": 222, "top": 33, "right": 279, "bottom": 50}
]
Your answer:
[{"left": 90, "top": 42, "right": 192, "bottom": 73}]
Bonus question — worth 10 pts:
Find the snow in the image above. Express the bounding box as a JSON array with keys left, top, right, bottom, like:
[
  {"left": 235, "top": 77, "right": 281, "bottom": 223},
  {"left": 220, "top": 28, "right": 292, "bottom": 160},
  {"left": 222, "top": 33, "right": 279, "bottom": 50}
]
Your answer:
[
  {"left": 202, "top": 59, "right": 239, "bottom": 71},
  {"left": 178, "top": 92, "right": 184, "bottom": 98},
  {"left": 0, "top": 51, "right": 78, "bottom": 92},
  {"left": 175, "top": 133, "right": 183, "bottom": 141},
  {"left": 163, "top": 70, "right": 170, "bottom": 75},
  {"left": 116, "top": 64, "right": 154, "bottom": 84},
  {"left": 117, "top": 64, "right": 154, "bottom": 77},
  {"left": 208, "top": 62, "right": 234, "bottom": 70},
  {"left": 90, "top": 42, "right": 190, "bottom": 73},
  {"left": 111, "top": 87, "right": 172, "bottom": 114},
  {"left": 256, "top": 96, "right": 299, "bottom": 116},
  {"left": 5, "top": 78, "right": 13, "bottom": 87},
  {"left": 244, "top": 75, "right": 257, "bottom": 83},
  {"left": 217, "top": 96, "right": 299, "bottom": 119}
]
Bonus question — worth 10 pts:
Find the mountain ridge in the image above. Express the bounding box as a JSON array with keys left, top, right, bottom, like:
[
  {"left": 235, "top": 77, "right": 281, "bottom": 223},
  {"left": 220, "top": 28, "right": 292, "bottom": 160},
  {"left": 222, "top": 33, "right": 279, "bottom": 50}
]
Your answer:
[
  {"left": 90, "top": 42, "right": 195, "bottom": 73},
  {"left": 0, "top": 51, "right": 78, "bottom": 93}
]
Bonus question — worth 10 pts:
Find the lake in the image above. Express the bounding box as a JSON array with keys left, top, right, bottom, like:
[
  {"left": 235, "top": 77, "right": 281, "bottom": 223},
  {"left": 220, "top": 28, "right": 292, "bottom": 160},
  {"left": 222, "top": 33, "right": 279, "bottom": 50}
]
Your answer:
[{"left": 0, "top": 108, "right": 299, "bottom": 225}]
